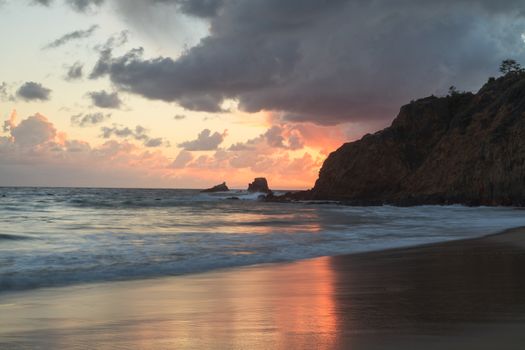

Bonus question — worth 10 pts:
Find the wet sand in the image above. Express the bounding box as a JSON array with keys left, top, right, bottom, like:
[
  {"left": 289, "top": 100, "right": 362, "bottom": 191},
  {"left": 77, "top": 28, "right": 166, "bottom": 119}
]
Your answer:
[{"left": 2, "top": 227, "right": 525, "bottom": 349}]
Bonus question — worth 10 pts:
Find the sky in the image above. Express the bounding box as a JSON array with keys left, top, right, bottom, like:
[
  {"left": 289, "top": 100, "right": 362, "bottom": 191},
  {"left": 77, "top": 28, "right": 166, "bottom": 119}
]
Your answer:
[{"left": 1, "top": 0, "right": 525, "bottom": 189}]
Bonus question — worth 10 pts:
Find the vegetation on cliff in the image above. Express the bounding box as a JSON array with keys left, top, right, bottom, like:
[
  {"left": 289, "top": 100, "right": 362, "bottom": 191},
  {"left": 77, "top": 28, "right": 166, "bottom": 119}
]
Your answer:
[{"left": 301, "top": 60, "right": 525, "bottom": 206}]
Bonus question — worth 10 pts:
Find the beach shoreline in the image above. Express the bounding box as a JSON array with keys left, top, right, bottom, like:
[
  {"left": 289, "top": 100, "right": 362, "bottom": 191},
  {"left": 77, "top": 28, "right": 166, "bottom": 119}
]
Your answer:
[{"left": 2, "top": 226, "right": 525, "bottom": 349}]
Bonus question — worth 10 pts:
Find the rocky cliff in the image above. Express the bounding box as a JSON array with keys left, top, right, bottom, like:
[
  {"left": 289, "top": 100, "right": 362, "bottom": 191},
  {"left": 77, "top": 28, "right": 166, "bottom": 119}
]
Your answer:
[{"left": 306, "top": 73, "right": 525, "bottom": 206}]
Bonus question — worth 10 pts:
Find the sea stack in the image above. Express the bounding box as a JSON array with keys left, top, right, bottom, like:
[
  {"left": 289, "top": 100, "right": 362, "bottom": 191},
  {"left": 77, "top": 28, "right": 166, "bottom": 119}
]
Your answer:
[
  {"left": 201, "top": 182, "right": 229, "bottom": 193},
  {"left": 247, "top": 177, "right": 271, "bottom": 193}
]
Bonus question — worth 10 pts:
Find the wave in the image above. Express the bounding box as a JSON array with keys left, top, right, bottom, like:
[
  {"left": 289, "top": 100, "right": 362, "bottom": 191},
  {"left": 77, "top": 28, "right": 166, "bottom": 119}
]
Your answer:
[
  {"left": 0, "top": 223, "right": 517, "bottom": 293},
  {"left": 65, "top": 190, "right": 276, "bottom": 209},
  {"left": 0, "top": 233, "right": 32, "bottom": 241},
  {"left": 0, "top": 231, "right": 430, "bottom": 292},
  {"left": 4, "top": 187, "right": 525, "bottom": 294}
]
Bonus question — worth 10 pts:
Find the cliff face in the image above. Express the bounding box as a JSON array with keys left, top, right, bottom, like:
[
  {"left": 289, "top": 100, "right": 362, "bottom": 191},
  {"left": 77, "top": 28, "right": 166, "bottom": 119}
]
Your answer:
[{"left": 310, "top": 74, "right": 525, "bottom": 206}]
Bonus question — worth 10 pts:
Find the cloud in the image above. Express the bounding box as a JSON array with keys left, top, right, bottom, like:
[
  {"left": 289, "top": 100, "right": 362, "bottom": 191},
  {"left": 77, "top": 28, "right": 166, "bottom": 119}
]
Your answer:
[
  {"left": 97, "top": 30, "right": 129, "bottom": 51},
  {"left": 67, "top": 0, "right": 105, "bottom": 12},
  {"left": 0, "top": 113, "right": 324, "bottom": 189},
  {"left": 16, "top": 82, "right": 51, "bottom": 101},
  {"left": 10, "top": 114, "right": 57, "bottom": 147},
  {"left": 0, "top": 113, "right": 176, "bottom": 188},
  {"left": 89, "top": 31, "right": 129, "bottom": 78},
  {"left": 32, "top": 0, "right": 104, "bottom": 12},
  {"left": 101, "top": 124, "right": 148, "bottom": 140},
  {"left": 174, "top": 114, "right": 186, "bottom": 120},
  {"left": 166, "top": 120, "right": 338, "bottom": 186},
  {"left": 89, "top": 48, "right": 113, "bottom": 79},
  {"left": 152, "top": 0, "right": 225, "bottom": 18},
  {"left": 98, "top": 0, "right": 525, "bottom": 125},
  {"left": 144, "top": 137, "right": 165, "bottom": 147},
  {"left": 264, "top": 126, "right": 286, "bottom": 148},
  {"left": 65, "top": 62, "right": 84, "bottom": 80},
  {"left": 71, "top": 112, "right": 111, "bottom": 127},
  {"left": 171, "top": 150, "right": 193, "bottom": 168},
  {"left": 2, "top": 110, "right": 17, "bottom": 133},
  {"left": 43, "top": 25, "right": 99, "bottom": 49},
  {"left": 88, "top": 90, "right": 122, "bottom": 109},
  {"left": 31, "top": 0, "right": 52, "bottom": 5},
  {"left": 229, "top": 124, "right": 305, "bottom": 152},
  {"left": 178, "top": 129, "right": 226, "bottom": 151},
  {"left": 0, "top": 82, "right": 11, "bottom": 101},
  {"left": 181, "top": 146, "right": 323, "bottom": 188},
  {"left": 100, "top": 124, "right": 168, "bottom": 147}
]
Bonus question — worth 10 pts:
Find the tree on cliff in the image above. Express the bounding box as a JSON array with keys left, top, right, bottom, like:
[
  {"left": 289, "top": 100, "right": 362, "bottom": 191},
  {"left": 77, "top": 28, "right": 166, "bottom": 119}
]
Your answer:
[
  {"left": 499, "top": 59, "right": 523, "bottom": 75},
  {"left": 447, "top": 85, "right": 466, "bottom": 97}
]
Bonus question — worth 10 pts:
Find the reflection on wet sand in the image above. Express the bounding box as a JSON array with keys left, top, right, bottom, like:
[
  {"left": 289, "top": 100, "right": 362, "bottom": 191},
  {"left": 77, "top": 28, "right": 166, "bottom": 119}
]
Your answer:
[
  {"left": 329, "top": 233, "right": 525, "bottom": 346},
  {"left": 0, "top": 257, "right": 338, "bottom": 349},
  {"left": 2, "top": 229, "right": 525, "bottom": 349}
]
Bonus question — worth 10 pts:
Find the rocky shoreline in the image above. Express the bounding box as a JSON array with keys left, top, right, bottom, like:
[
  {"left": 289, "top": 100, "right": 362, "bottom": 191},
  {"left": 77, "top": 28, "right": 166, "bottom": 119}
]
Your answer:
[{"left": 269, "top": 72, "right": 525, "bottom": 206}]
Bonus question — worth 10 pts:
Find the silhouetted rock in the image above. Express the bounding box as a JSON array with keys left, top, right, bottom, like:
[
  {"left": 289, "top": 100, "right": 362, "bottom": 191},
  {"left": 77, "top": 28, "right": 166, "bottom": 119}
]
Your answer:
[
  {"left": 288, "top": 73, "right": 525, "bottom": 206},
  {"left": 201, "top": 182, "right": 229, "bottom": 193},
  {"left": 248, "top": 177, "right": 271, "bottom": 193}
]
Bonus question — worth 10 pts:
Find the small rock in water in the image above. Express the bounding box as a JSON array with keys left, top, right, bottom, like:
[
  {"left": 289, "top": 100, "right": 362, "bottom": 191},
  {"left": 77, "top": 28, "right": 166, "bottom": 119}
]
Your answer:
[
  {"left": 247, "top": 177, "right": 272, "bottom": 194},
  {"left": 201, "top": 182, "right": 229, "bottom": 193}
]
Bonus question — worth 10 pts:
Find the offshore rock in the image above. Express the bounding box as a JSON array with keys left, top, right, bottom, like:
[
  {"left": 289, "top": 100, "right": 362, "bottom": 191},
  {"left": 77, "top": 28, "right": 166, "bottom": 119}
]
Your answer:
[
  {"left": 201, "top": 182, "right": 229, "bottom": 193},
  {"left": 248, "top": 177, "right": 272, "bottom": 193}
]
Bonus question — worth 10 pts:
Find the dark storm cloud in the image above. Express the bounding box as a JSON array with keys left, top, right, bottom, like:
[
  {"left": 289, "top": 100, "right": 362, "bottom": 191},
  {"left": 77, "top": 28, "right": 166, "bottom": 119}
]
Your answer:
[
  {"left": 100, "top": 0, "right": 525, "bottom": 125},
  {"left": 152, "top": 0, "right": 224, "bottom": 18},
  {"left": 16, "top": 82, "right": 51, "bottom": 101},
  {"left": 66, "top": 62, "right": 84, "bottom": 80},
  {"left": 71, "top": 112, "right": 111, "bottom": 127},
  {"left": 43, "top": 25, "right": 98, "bottom": 49},
  {"left": 88, "top": 90, "right": 122, "bottom": 109}
]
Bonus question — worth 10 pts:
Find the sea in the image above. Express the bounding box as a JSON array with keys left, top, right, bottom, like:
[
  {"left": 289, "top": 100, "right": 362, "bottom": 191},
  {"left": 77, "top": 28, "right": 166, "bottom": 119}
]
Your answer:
[{"left": 2, "top": 187, "right": 525, "bottom": 293}]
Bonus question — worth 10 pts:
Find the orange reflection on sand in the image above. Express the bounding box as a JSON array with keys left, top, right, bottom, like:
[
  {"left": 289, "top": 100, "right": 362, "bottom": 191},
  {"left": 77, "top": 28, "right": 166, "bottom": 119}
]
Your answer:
[
  {"left": 136, "top": 255, "right": 340, "bottom": 348},
  {"left": 0, "top": 256, "right": 341, "bottom": 349},
  {"left": 208, "top": 256, "right": 339, "bottom": 348},
  {"left": 271, "top": 257, "right": 338, "bottom": 348}
]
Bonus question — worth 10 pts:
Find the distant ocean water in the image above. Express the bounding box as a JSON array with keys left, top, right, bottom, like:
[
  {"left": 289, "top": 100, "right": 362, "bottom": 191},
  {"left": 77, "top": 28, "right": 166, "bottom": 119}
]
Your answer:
[{"left": 2, "top": 187, "right": 525, "bottom": 292}]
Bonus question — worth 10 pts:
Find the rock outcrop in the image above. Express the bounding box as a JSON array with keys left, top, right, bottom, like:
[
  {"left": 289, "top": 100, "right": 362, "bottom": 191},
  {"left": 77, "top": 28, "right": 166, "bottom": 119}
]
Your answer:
[
  {"left": 301, "top": 73, "right": 525, "bottom": 206},
  {"left": 247, "top": 178, "right": 272, "bottom": 193},
  {"left": 201, "top": 182, "right": 229, "bottom": 193}
]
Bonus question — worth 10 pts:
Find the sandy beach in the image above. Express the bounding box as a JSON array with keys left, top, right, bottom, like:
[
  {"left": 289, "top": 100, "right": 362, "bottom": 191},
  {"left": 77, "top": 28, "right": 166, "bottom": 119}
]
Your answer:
[{"left": 2, "top": 227, "right": 525, "bottom": 349}]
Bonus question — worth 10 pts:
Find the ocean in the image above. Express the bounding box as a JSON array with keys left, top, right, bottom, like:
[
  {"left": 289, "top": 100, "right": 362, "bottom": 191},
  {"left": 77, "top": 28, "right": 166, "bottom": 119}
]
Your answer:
[{"left": 2, "top": 187, "right": 525, "bottom": 292}]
